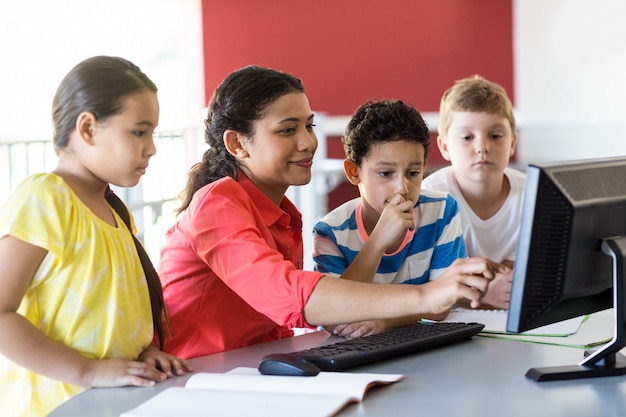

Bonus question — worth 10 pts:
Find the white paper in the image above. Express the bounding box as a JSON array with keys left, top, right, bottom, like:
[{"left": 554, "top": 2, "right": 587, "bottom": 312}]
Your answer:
[
  {"left": 444, "top": 308, "right": 585, "bottom": 335},
  {"left": 120, "top": 368, "right": 404, "bottom": 417},
  {"left": 185, "top": 367, "right": 402, "bottom": 401},
  {"left": 119, "top": 388, "right": 355, "bottom": 417}
]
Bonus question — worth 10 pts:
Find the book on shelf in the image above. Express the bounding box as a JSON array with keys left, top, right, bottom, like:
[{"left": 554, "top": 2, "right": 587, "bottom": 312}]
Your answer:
[{"left": 120, "top": 367, "right": 404, "bottom": 417}]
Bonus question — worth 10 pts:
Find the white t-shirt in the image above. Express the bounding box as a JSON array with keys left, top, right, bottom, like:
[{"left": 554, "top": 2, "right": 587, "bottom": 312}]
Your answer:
[{"left": 422, "top": 166, "right": 526, "bottom": 263}]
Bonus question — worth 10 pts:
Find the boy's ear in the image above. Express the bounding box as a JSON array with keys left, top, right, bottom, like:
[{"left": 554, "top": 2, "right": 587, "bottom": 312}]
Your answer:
[
  {"left": 436, "top": 135, "right": 452, "bottom": 162},
  {"left": 343, "top": 159, "right": 361, "bottom": 185},
  {"left": 76, "top": 111, "right": 97, "bottom": 146},
  {"left": 223, "top": 130, "right": 249, "bottom": 158},
  {"left": 509, "top": 131, "right": 518, "bottom": 159}
]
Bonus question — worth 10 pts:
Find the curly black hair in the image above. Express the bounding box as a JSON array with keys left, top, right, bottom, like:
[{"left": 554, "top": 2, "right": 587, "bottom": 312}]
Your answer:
[{"left": 343, "top": 99, "right": 430, "bottom": 165}]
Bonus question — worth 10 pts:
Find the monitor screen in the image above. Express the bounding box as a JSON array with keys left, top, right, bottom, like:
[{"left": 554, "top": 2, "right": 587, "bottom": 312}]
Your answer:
[{"left": 506, "top": 155, "right": 626, "bottom": 381}]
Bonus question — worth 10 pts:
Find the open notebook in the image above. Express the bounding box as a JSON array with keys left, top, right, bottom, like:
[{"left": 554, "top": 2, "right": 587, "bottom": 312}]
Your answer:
[{"left": 120, "top": 367, "right": 404, "bottom": 417}]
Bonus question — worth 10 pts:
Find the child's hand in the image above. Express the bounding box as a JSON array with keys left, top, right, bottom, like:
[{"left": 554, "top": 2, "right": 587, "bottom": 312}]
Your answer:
[
  {"left": 330, "top": 320, "right": 388, "bottom": 339},
  {"left": 138, "top": 344, "right": 194, "bottom": 377},
  {"left": 370, "top": 194, "right": 416, "bottom": 251},
  {"left": 83, "top": 357, "right": 169, "bottom": 388},
  {"left": 479, "top": 269, "right": 513, "bottom": 310}
]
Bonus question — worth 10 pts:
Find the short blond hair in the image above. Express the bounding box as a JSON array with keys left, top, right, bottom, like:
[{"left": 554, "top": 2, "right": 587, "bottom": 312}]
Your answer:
[{"left": 438, "top": 75, "right": 515, "bottom": 136}]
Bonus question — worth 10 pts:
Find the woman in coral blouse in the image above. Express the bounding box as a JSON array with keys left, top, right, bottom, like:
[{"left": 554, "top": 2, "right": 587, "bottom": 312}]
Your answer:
[{"left": 158, "top": 65, "right": 508, "bottom": 359}]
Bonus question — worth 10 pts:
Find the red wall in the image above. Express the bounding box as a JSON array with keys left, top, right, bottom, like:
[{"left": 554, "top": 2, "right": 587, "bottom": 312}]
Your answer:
[
  {"left": 200, "top": 0, "right": 513, "bottom": 114},
  {"left": 200, "top": 0, "right": 514, "bottom": 207}
]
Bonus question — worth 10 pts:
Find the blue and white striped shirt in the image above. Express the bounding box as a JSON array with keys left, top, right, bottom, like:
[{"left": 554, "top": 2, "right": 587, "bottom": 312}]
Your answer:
[{"left": 312, "top": 190, "right": 467, "bottom": 285}]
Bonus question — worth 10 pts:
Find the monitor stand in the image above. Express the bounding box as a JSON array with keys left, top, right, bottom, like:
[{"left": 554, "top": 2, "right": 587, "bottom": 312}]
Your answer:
[{"left": 526, "top": 236, "right": 626, "bottom": 382}]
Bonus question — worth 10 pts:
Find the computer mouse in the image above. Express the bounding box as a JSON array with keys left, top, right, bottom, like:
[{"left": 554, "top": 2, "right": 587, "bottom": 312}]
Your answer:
[{"left": 258, "top": 353, "right": 321, "bottom": 376}]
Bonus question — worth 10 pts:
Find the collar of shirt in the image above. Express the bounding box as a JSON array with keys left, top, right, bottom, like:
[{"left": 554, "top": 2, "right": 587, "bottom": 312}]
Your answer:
[
  {"left": 237, "top": 171, "right": 303, "bottom": 232},
  {"left": 355, "top": 200, "right": 415, "bottom": 256}
]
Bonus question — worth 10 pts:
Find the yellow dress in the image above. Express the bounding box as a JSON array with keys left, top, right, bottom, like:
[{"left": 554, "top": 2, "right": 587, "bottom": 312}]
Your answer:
[{"left": 0, "top": 173, "right": 153, "bottom": 417}]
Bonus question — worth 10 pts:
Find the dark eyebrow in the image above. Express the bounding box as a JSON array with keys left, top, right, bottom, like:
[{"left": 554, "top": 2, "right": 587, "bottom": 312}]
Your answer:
[
  {"left": 135, "top": 121, "right": 156, "bottom": 128},
  {"left": 375, "top": 161, "right": 396, "bottom": 167},
  {"left": 277, "top": 114, "right": 315, "bottom": 124},
  {"left": 375, "top": 161, "right": 424, "bottom": 167}
]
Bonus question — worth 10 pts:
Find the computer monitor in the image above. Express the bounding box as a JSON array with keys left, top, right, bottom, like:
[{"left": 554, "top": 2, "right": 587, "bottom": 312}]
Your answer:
[{"left": 506, "top": 155, "right": 626, "bottom": 381}]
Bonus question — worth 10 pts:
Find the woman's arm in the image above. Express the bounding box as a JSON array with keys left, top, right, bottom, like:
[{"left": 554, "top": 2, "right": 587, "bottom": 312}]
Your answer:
[{"left": 304, "top": 257, "right": 508, "bottom": 326}]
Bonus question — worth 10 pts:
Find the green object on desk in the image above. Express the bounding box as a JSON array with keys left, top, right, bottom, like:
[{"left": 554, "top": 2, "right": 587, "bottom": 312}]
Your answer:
[
  {"left": 477, "top": 331, "right": 612, "bottom": 349},
  {"left": 445, "top": 309, "right": 615, "bottom": 349}
]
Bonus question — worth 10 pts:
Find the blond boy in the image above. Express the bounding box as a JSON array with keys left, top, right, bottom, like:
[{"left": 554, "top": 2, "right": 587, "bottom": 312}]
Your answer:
[{"left": 422, "top": 76, "right": 525, "bottom": 309}]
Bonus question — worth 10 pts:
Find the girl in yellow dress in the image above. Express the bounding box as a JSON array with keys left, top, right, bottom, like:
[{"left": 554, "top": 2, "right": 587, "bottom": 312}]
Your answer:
[{"left": 0, "top": 55, "right": 191, "bottom": 417}]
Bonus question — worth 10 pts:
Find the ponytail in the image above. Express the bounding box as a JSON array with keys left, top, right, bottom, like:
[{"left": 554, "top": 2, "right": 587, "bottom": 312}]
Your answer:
[
  {"left": 177, "top": 65, "right": 305, "bottom": 214},
  {"left": 105, "top": 188, "right": 169, "bottom": 348}
]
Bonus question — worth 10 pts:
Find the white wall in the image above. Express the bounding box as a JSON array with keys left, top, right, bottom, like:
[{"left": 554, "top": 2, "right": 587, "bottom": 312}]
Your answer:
[
  {"left": 3, "top": 0, "right": 623, "bottom": 163},
  {"left": 0, "top": 0, "right": 205, "bottom": 260},
  {"left": 513, "top": 0, "right": 626, "bottom": 166},
  {"left": 0, "top": 0, "right": 204, "bottom": 141}
]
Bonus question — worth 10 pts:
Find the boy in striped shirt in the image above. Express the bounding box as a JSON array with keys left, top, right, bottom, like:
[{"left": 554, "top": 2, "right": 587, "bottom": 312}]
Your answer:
[{"left": 313, "top": 99, "right": 506, "bottom": 338}]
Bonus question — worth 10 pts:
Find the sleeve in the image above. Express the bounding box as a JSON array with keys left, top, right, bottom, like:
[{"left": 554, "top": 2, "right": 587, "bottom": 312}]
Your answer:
[
  {"left": 504, "top": 169, "right": 527, "bottom": 263},
  {"left": 421, "top": 167, "right": 449, "bottom": 192},
  {"left": 428, "top": 194, "right": 467, "bottom": 279},
  {"left": 187, "top": 183, "right": 324, "bottom": 328},
  {"left": 505, "top": 248, "right": 517, "bottom": 262},
  {"left": 312, "top": 220, "right": 345, "bottom": 277},
  {"left": 0, "top": 176, "right": 71, "bottom": 261}
]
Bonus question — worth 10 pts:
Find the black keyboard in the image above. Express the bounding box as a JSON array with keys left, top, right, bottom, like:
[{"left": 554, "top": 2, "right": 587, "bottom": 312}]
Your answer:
[{"left": 291, "top": 321, "right": 485, "bottom": 371}]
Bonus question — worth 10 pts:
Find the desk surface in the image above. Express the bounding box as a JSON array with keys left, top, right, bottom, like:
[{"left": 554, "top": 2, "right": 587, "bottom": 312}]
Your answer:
[{"left": 49, "top": 310, "right": 626, "bottom": 417}]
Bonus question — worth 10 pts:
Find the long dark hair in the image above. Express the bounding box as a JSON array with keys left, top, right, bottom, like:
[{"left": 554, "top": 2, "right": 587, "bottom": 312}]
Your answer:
[
  {"left": 105, "top": 190, "right": 169, "bottom": 348},
  {"left": 52, "top": 56, "right": 167, "bottom": 347},
  {"left": 177, "top": 65, "right": 305, "bottom": 213},
  {"left": 52, "top": 55, "right": 158, "bottom": 151}
]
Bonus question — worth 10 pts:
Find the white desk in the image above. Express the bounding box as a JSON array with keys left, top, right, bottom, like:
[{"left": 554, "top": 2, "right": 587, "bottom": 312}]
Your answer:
[{"left": 49, "top": 310, "right": 626, "bottom": 417}]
